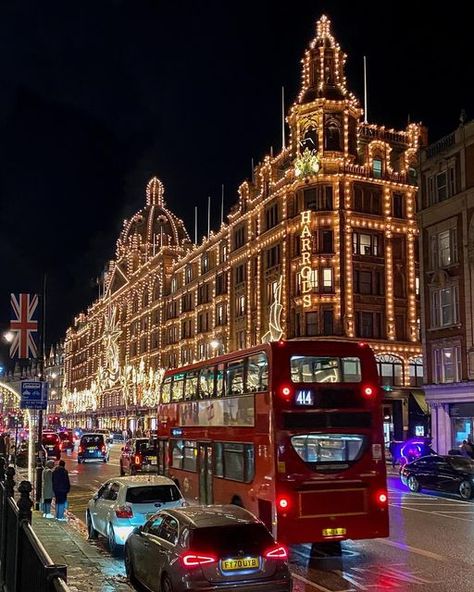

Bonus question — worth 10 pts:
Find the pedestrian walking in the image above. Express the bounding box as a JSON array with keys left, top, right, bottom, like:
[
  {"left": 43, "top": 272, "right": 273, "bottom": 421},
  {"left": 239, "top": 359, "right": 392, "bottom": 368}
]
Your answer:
[
  {"left": 52, "top": 459, "right": 70, "bottom": 522},
  {"left": 42, "top": 459, "right": 55, "bottom": 518}
]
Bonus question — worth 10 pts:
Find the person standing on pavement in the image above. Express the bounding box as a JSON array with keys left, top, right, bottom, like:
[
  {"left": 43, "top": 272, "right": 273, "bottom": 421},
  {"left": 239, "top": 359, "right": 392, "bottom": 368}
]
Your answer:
[
  {"left": 42, "top": 459, "right": 55, "bottom": 518},
  {"left": 52, "top": 459, "right": 70, "bottom": 521}
]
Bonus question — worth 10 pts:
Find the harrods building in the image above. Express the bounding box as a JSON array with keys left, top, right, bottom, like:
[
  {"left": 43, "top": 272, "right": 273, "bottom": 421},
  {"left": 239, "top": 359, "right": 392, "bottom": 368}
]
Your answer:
[{"left": 63, "top": 16, "right": 426, "bottom": 441}]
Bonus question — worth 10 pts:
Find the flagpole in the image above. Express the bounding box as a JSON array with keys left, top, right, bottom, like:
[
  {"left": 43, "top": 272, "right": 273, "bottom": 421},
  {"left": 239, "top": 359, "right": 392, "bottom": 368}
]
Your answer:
[
  {"left": 221, "top": 184, "right": 224, "bottom": 226},
  {"left": 207, "top": 196, "right": 211, "bottom": 237},
  {"left": 35, "top": 272, "right": 47, "bottom": 510},
  {"left": 363, "top": 56, "right": 368, "bottom": 124}
]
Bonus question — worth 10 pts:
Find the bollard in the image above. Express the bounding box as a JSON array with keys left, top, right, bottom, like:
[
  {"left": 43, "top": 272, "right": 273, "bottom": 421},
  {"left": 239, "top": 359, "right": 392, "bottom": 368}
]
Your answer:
[
  {"left": 17, "top": 481, "right": 33, "bottom": 524},
  {"left": 5, "top": 466, "right": 15, "bottom": 498}
]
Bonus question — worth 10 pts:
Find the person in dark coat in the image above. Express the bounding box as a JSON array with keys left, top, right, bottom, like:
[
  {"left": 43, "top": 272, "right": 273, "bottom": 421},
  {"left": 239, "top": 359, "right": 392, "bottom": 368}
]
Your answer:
[{"left": 52, "top": 460, "right": 70, "bottom": 521}]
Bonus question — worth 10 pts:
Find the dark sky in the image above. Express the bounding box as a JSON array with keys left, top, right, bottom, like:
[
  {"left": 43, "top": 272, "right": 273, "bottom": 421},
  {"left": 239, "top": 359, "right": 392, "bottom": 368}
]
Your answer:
[{"left": 0, "top": 0, "right": 472, "bottom": 347}]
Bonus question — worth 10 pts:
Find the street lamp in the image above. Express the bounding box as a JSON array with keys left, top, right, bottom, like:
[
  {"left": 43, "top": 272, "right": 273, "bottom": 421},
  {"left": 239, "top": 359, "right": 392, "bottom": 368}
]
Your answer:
[
  {"left": 210, "top": 338, "right": 224, "bottom": 356},
  {"left": 3, "top": 331, "right": 14, "bottom": 344}
]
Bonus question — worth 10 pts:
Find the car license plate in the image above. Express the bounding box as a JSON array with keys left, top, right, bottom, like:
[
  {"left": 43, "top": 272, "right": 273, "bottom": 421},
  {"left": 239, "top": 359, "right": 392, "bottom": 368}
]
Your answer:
[
  {"left": 146, "top": 456, "right": 157, "bottom": 462},
  {"left": 221, "top": 557, "right": 259, "bottom": 571},
  {"left": 322, "top": 527, "right": 346, "bottom": 537}
]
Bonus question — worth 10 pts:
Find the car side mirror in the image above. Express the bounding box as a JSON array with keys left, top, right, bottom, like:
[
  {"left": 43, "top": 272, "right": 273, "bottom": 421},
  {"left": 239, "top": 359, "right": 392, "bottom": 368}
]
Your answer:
[{"left": 133, "top": 526, "right": 142, "bottom": 535}]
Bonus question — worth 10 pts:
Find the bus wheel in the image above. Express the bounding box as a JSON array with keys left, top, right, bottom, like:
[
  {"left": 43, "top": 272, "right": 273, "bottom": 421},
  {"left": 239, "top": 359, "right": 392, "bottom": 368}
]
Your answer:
[
  {"left": 310, "top": 542, "right": 342, "bottom": 557},
  {"left": 231, "top": 495, "right": 244, "bottom": 508}
]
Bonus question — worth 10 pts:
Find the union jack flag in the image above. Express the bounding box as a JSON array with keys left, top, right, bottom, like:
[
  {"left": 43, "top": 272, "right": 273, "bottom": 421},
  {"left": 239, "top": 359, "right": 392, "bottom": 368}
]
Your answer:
[{"left": 9, "top": 293, "right": 39, "bottom": 359}]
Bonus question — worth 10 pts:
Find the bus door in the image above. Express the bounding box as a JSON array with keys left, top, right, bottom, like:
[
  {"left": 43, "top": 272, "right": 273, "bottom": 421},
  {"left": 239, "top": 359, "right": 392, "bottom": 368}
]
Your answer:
[
  {"left": 198, "top": 443, "right": 213, "bottom": 504},
  {"left": 157, "top": 439, "right": 168, "bottom": 476}
]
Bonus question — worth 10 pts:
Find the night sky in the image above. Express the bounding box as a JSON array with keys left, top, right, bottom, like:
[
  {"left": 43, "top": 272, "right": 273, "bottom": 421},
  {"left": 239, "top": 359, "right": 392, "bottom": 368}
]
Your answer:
[{"left": 0, "top": 0, "right": 472, "bottom": 349}]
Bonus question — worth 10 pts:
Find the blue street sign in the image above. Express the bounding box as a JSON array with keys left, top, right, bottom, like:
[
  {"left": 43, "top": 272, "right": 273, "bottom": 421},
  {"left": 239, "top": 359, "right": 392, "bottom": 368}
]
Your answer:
[{"left": 20, "top": 380, "right": 48, "bottom": 410}]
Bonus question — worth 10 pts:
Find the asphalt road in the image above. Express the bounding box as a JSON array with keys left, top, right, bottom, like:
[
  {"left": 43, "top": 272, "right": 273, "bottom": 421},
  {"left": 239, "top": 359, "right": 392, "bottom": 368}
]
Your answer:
[{"left": 59, "top": 446, "right": 474, "bottom": 592}]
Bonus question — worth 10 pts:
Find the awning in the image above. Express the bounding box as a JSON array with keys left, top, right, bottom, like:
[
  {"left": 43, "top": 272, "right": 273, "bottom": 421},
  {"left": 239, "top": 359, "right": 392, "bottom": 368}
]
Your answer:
[{"left": 411, "top": 390, "right": 430, "bottom": 415}]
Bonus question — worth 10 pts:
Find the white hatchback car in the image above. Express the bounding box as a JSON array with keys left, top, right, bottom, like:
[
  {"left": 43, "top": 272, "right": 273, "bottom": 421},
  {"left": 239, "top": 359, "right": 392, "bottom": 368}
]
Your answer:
[{"left": 86, "top": 475, "right": 185, "bottom": 555}]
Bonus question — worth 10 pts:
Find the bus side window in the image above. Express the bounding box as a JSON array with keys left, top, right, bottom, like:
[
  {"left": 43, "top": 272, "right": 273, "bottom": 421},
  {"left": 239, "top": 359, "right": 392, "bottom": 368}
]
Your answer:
[
  {"left": 161, "top": 377, "right": 172, "bottom": 404},
  {"left": 216, "top": 364, "right": 224, "bottom": 397},
  {"left": 199, "top": 367, "right": 215, "bottom": 399},
  {"left": 184, "top": 371, "right": 199, "bottom": 400},
  {"left": 247, "top": 353, "right": 268, "bottom": 392},
  {"left": 214, "top": 442, "right": 224, "bottom": 477},
  {"left": 172, "top": 373, "right": 185, "bottom": 402},
  {"left": 225, "top": 360, "right": 245, "bottom": 396}
]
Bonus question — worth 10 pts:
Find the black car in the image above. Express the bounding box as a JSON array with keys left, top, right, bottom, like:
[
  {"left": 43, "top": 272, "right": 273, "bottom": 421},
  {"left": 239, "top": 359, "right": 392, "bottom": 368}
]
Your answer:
[
  {"left": 125, "top": 505, "right": 291, "bottom": 592},
  {"left": 400, "top": 455, "right": 474, "bottom": 500},
  {"left": 78, "top": 434, "right": 109, "bottom": 463}
]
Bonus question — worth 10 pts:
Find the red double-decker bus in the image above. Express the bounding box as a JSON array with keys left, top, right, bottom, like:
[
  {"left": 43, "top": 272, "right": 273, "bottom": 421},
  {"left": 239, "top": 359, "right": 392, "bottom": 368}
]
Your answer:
[{"left": 155, "top": 339, "right": 389, "bottom": 546}]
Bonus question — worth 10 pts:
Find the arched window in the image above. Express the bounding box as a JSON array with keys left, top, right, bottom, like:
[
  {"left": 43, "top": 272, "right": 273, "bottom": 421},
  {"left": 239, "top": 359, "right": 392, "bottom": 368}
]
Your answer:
[
  {"left": 409, "top": 356, "right": 424, "bottom": 387},
  {"left": 302, "top": 127, "right": 319, "bottom": 153},
  {"left": 373, "top": 158, "right": 383, "bottom": 179},
  {"left": 376, "top": 354, "right": 403, "bottom": 387},
  {"left": 324, "top": 116, "right": 341, "bottom": 151}
]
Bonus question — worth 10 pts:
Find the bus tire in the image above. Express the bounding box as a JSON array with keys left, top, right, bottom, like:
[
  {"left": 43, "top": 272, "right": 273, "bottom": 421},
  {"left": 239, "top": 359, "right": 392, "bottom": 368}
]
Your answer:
[{"left": 231, "top": 495, "right": 244, "bottom": 508}]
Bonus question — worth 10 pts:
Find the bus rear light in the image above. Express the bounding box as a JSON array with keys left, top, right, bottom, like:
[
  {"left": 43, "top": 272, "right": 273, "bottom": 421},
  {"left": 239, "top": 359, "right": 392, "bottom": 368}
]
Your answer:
[
  {"left": 363, "top": 386, "right": 375, "bottom": 398},
  {"left": 180, "top": 552, "right": 217, "bottom": 567},
  {"left": 277, "top": 496, "right": 290, "bottom": 511},
  {"left": 280, "top": 386, "right": 292, "bottom": 400},
  {"left": 264, "top": 544, "right": 288, "bottom": 559},
  {"left": 376, "top": 491, "right": 388, "bottom": 505}
]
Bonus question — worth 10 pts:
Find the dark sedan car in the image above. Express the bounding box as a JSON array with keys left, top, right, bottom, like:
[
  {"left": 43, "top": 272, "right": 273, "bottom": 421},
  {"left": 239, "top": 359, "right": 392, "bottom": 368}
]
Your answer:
[
  {"left": 125, "top": 505, "right": 292, "bottom": 592},
  {"left": 400, "top": 454, "right": 474, "bottom": 500}
]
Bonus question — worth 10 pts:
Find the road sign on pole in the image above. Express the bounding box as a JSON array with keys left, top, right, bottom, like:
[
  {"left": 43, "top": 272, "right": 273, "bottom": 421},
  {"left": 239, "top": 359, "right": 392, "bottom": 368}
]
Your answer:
[{"left": 20, "top": 381, "right": 48, "bottom": 410}]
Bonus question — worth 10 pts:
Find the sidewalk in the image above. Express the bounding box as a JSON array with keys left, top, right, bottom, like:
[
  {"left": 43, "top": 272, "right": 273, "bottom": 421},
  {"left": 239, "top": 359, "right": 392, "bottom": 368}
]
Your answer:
[{"left": 31, "top": 510, "right": 133, "bottom": 592}]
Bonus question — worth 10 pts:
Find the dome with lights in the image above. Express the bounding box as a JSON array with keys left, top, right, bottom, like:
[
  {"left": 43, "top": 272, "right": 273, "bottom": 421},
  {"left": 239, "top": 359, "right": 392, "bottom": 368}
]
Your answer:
[{"left": 116, "top": 177, "right": 191, "bottom": 259}]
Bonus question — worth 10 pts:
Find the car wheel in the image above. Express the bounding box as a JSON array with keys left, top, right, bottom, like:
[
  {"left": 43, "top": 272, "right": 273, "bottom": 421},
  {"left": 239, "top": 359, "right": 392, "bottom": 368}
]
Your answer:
[
  {"left": 459, "top": 480, "right": 473, "bottom": 500},
  {"left": 119, "top": 463, "right": 125, "bottom": 477},
  {"left": 103, "top": 457, "right": 107, "bottom": 463},
  {"left": 124, "top": 547, "right": 136, "bottom": 583},
  {"left": 77, "top": 459, "right": 82, "bottom": 464},
  {"left": 407, "top": 475, "right": 420, "bottom": 493},
  {"left": 161, "top": 574, "right": 174, "bottom": 592},
  {"left": 108, "top": 523, "right": 120, "bottom": 556},
  {"left": 86, "top": 511, "right": 98, "bottom": 540}
]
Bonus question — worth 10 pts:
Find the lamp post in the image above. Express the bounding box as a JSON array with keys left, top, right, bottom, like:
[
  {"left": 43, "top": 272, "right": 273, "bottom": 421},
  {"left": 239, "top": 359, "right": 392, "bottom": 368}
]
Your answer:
[{"left": 210, "top": 338, "right": 224, "bottom": 356}]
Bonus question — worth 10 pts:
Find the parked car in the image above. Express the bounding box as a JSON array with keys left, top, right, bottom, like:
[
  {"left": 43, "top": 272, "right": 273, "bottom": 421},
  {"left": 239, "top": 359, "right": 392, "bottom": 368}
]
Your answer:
[
  {"left": 42, "top": 432, "right": 61, "bottom": 460},
  {"left": 112, "top": 431, "right": 125, "bottom": 443},
  {"left": 58, "top": 430, "right": 74, "bottom": 451},
  {"left": 124, "top": 505, "right": 292, "bottom": 592},
  {"left": 400, "top": 454, "right": 474, "bottom": 500},
  {"left": 95, "top": 428, "right": 113, "bottom": 445},
  {"left": 120, "top": 438, "right": 157, "bottom": 476},
  {"left": 86, "top": 475, "right": 185, "bottom": 555},
  {"left": 78, "top": 434, "right": 109, "bottom": 464}
]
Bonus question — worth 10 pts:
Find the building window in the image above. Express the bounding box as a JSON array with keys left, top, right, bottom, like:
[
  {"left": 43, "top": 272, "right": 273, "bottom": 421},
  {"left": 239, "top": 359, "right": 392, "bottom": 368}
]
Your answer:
[
  {"left": 353, "top": 232, "right": 381, "bottom": 256},
  {"left": 171, "top": 277, "right": 178, "bottom": 294},
  {"left": 216, "top": 303, "right": 227, "bottom": 326},
  {"left": 305, "top": 312, "right": 318, "bottom": 336},
  {"left": 427, "top": 165, "right": 456, "bottom": 205},
  {"left": 376, "top": 354, "right": 403, "bottom": 386},
  {"left": 409, "top": 356, "right": 424, "bottom": 386},
  {"left": 216, "top": 272, "right": 227, "bottom": 295},
  {"left": 296, "top": 270, "right": 318, "bottom": 294},
  {"left": 235, "top": 264, "right": 246, "bottom": 285},
  {"left": 433, "top": 345, "right": 462, "bottom": 383},
  {"left": 324, "top": 115, "right": 342, "bottom": 151},
  {"left": 181, "top": 293, "right": 193, "bottom": 312},
  {"left": 322, "top": 268, "right": 333, "bottom": 292},
  {"left": 233, "top": 225, "right": 246, "bottom": 250},
  {"left": 320, "top": 229, "right": 333, "bottom": 253},
  {"left": 372, "top": 158, "right": 383, "bottom": 179},
  {"left": 354, "top": 269, "right": 384, "bottom": 295},
  {"left": 201, "top": 253, "right": 209, "bottom": 274},
  {"left": 237, "top": 331, "right": 245, "bottom": 349},
  {"left": 265, "top": 245, "right": 280, "bottom": 269},
  {"left": 323, "top": 310, "right": 334, "bottom": 335},
  {"left": 265, "top": 202, "right": 279, "bottom": 230},
  {"left": 303, "top": 186, "right": 333, "bottom": 211},
  {"left": 219, "top": 242, "right": 228, "bottom": 263},
  {"left": 197, "top": 312, "right": 209, "bottom": 333},
  {"left": 197, "top": 283, "right": 209, "bottom": 305},
  {"left": 356, "top": 311, "right": 383, "bottom": 339},
  {"left": 392, "top": 193, "right": 404, "bottom": 218},
  {"left": 236, "top": 295, "right": 246, "bottom": 317},
  {"left": 431, "top": 285, "right": 458, "bottom": 328},
  {"left": 266, "top": 280, "right": 279, "bottom": 304},
  {"left": 185, "top": 265, "right": 193, "bottom": 284},
  {"left": 353, "top": 185, "right": 382, "bottom": 215},
  {"left": 430, "top": 228, "right": 457, "bottom": 268}
]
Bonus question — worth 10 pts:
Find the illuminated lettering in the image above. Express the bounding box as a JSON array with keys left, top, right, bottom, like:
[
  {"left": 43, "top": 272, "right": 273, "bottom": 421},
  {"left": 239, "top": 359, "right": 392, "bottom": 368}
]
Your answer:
[{"left": 299, "top": 211, "right": 314, "bottom": 308}]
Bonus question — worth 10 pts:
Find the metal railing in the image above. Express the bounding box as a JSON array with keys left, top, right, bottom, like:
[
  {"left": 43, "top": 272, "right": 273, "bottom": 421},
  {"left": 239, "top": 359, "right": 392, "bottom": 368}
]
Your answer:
[{"left": 0, "top": 459, "right": 70, "bottom": 592}]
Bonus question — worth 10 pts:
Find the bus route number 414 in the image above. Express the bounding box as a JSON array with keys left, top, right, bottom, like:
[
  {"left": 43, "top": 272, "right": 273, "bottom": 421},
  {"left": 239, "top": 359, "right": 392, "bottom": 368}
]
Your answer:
[{"left": 295, "top": 389, "right": 315, "bottom": 406}]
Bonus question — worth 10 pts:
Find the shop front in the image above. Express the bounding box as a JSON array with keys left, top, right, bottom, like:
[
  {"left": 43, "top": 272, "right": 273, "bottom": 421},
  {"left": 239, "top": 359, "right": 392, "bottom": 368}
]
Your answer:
[{"left": 425, "top": 382, "right": 474, "bottom": 454}]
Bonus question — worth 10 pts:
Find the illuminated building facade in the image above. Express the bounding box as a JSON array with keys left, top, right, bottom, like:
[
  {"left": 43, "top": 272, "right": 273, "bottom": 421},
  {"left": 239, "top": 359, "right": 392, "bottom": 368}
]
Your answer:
[
  {"left": 418, "top": 118, "right": 474, "bottom": 453},
  {"left": 63, "top": 16, "right": 424, "bottom": 439}
]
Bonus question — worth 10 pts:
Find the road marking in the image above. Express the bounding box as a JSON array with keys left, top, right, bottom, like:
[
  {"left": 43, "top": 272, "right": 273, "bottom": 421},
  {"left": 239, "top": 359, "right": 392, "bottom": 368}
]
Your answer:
[
  {"left": 291, "top": 571, "right": 354, "bottom": 592},
  {"left": 378, "top": 538, "right": 447, "bottom": 561},
  {"left": 389, "top": 503, "right": 474, "bottom": 522}
]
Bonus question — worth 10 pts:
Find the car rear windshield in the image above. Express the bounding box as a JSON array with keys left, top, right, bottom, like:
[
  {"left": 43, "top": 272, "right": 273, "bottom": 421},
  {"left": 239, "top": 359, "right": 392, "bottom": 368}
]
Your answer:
[
  {"left": 190, "top": 524, "right": 274, "bottom": 555},
  {"left": 81, "top": 435, "right": 104, "bottom": 446},
  {"left": 43, "top": 434, "right": 59, "bottom": 442},
  {"left": 125, "top": 485, "right": 181, "bottom": 504}
]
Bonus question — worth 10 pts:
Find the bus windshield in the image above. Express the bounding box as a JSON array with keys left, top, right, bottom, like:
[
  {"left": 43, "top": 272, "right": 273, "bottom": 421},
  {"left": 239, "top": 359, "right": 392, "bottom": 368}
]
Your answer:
[{"left": 290, "top": 355, "right": 361, "bottom": 383}]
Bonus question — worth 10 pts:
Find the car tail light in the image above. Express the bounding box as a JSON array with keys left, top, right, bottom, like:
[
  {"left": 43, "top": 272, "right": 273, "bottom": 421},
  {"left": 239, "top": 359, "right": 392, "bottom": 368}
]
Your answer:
[
  {"left": 180, "top": 552, "right": 217, "bottom": 568},
  {"left": 115, "top": 506, "right": 133, "bottom": 518},
  {"left": 101, "top": 445, "right": 107, "bottom": 453},
  {"left": 264, "top": 544, "right": 288, "bottom": 560},
  {"left": 279, "top": 386, "right": 292, "bottom": 401},
  {"left": 78, "top": 446, "right": 83, "bottom": 453},
  {"left": 376, "top": 490, "right": 388, "bottom": 505},
  {"left": 277, "top": 496, "right": 290, "bottom": 511},
  {"left": 134, "top": 454, "right": 141, "bottom": 465},
  {"left": 363, "top": 385, "right": 375, "bottom": 398}
]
